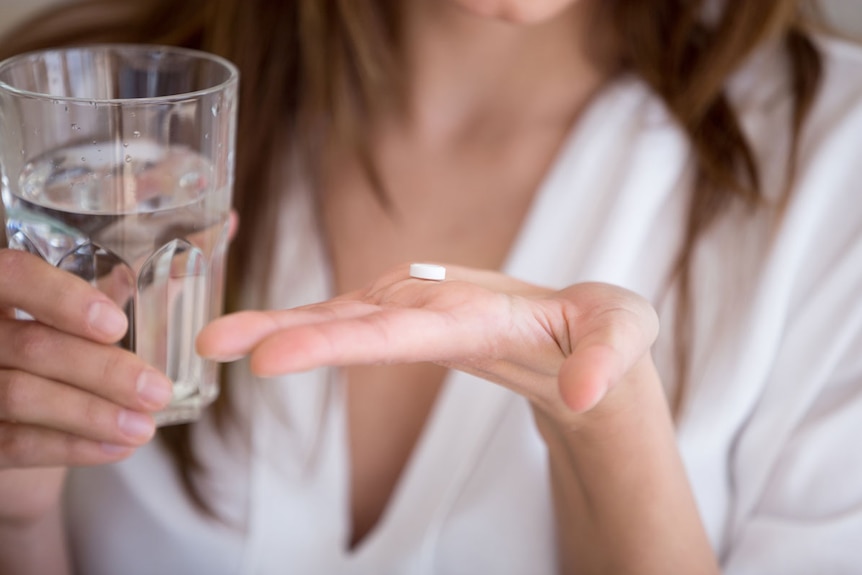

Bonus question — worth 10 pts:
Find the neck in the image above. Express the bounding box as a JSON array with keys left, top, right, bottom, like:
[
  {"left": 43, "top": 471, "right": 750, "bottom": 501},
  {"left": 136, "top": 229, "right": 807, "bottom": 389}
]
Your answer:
[{"left": 395, "top": 0, "right": 612, "bottom": 140}]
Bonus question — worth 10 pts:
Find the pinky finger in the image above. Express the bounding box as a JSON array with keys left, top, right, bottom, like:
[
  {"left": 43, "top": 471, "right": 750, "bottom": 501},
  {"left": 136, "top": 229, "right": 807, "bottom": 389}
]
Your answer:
[{"left": 0, "top": 422, "right": 135, "bottom": 468}]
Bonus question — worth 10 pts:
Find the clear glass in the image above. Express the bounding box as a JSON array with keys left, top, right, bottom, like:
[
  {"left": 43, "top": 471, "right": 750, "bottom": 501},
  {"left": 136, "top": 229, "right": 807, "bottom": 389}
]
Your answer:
[{"left": 0, "top": 45, "right": 239, "bottom": 426}]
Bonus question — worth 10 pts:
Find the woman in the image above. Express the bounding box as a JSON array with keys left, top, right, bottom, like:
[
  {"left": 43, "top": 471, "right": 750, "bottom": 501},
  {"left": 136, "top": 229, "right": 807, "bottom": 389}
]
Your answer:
[{"left": 1, "top": 0, "right": 861, "bottom": 573}]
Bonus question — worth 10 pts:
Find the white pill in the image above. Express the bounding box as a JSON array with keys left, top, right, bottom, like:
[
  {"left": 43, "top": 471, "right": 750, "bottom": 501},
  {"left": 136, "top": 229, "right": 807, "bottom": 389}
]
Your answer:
[{"left": 409, "top": 263, "right": 446, "bottom": 281}]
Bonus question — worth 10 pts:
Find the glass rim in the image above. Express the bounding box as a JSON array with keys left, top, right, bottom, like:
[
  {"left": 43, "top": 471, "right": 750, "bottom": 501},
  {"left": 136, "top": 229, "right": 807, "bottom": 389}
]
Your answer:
[{"left": 0, "top": 43, "right": 239, "bottom": 105}]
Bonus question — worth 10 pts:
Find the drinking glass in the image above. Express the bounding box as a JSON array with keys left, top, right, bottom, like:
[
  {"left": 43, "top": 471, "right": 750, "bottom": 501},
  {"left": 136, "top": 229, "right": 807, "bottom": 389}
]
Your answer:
[{"left": 0, "top": 45, "right": 239, "bottom": 425}]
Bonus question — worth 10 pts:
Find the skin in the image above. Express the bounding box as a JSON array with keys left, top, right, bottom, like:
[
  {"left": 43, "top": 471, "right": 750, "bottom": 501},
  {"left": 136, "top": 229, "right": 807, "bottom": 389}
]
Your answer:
[
  {"left": 0, "top": 250, "right": 173, "bottom": 575},
  {"left": 0, "top": 214, "right": 238, "bottom": 575},
  {"left": 451, "top": 0, "right": 587, "bottom": 24},
  {"left": 0, "top": 0, "right": 720, "bottom": 573},
  {"left": 204, "top": 1, "right": 719, "bottom": 571},
  {"left": 319, "top": 0, "right": 617, "bottom": 546},
  {"left": 198, "top": 271, "right": 717, "bottom": 572}
]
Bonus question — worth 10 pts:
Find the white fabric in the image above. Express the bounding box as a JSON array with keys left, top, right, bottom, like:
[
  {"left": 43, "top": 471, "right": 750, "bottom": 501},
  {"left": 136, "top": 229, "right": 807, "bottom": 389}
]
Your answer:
[{"left": 64, "top": 37, "right": 862, "bottom": 574}]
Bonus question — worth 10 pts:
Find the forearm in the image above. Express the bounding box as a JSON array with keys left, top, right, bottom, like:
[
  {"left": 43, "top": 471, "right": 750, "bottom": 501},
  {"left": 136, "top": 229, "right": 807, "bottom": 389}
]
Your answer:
[
  {"left": 534, "top": 357, "right": 719, "bottom": 575},
  {"left": 0, "top": 503, "right": 71, "bottom": 575}
]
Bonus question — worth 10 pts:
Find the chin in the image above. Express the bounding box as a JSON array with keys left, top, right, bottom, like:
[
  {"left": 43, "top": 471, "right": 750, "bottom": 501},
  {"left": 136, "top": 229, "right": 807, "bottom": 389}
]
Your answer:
[{"left": 450, "top": 0, "right": 580, "bottom": 24}]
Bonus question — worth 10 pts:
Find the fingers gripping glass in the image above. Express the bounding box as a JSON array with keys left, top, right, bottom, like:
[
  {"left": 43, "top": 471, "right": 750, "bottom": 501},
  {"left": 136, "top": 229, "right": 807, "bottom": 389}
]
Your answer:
[{"left": 0, "top": 45, "right": 239, "bottom": 426}]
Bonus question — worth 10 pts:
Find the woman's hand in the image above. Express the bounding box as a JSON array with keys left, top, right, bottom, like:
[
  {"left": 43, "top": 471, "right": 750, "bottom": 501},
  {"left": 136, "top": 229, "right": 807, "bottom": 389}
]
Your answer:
[
  {"left": 197, "top": 263, "right": 659, "bottom": 424},
  {"left": 198, "top": 263, "right": 718, "bottom": 573},
  {"left": 0, "top": 249, "right": 173, "bottom": 467},
  {"left": 0, "top": 249, "right": 173, "bottom": 522}
]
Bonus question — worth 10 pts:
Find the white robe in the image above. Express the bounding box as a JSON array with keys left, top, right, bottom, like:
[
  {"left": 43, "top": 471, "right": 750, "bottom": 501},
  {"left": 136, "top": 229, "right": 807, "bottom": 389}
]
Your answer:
[{"left": 65, "top": 37, "right": 862, "bottom": 574}]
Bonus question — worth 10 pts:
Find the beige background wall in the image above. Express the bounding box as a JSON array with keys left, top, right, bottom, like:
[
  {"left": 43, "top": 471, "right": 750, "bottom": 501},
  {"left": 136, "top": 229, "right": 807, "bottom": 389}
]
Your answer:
[
  {"left": 822, "top": 0, "right": 862, "bottom": 35},
  {"left": 1, "top": 0, "right": 63, "bottom": 37},
  {"left": 0, "top": 1, "right": 860, "bottom": 42}
]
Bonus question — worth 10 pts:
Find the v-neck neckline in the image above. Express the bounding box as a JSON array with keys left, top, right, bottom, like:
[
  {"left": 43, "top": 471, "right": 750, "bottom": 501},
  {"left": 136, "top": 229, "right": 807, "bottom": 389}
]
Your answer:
[
  {"left": 241, "top": 74, "right": 675, "bottom": 574},
  {"left": 333, "top": 76, "right": 649, "bottom": 569}
]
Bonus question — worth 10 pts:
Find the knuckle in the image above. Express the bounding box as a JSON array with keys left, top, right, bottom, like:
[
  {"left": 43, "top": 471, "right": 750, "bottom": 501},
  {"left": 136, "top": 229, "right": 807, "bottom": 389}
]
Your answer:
[
  {"left": 53, "top": 276, "right": 89, "bottom": 307},
  {"left": 62, "top": 432, "right": 90, "bottom": 461},
  {"left": 0, "top": 423, "right": 34, "bottom": 467},
  {"left": 0, "top": 248, "right": 28, "bottom": 272},
  {"left": 10, "top": 322, "right": 50, "bottom": 363},
  {"left": 99, "top": 349, "right": 126, "bottom": 383},
  {"left": 0, "top": 371, "right": 33, "bottom": 420},
  {"left": 0, "top": 250, "right": 57, "bottom": 295},
  {"left": 0, "top": 250, "right": 29, "bottom": 291},
  {"left": 98, "top": 350, "right": 137, "bottom": 401},
  {"left": 0, "top": 249, "right": 91, "bottom": 316},
  {"left": 79, "top": 395, "right": 110, "bottom": 430}
]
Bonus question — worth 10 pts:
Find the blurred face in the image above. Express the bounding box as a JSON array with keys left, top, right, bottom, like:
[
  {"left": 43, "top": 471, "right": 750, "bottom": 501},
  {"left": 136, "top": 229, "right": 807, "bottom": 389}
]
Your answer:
[{"left": 449, "top": 0, "right": 583, "bottom": 24}]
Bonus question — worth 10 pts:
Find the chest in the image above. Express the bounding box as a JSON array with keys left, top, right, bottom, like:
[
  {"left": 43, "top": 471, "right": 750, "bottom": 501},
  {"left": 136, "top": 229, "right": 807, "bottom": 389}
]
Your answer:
[
  {"left": 318, "top": 122, "right": 573, "bottom": 429},
  {"left": 317, "top": 123, "right": 571, "bottom": 543},
  {"left": 320, "top": 138, "right": 565, "bottom": 290}
]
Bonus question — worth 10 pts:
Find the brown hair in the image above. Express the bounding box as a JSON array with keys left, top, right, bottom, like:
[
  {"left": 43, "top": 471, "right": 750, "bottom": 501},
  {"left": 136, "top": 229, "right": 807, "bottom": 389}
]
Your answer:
[{"left": 0, "top": 0, "right": 823, "bottom": 517}]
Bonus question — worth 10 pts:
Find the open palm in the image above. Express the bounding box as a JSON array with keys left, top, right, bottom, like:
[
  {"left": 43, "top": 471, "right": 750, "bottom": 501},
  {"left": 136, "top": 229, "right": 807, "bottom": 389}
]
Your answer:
[{"left": 196, "top": 263, "right": 659, "bottom": 420}]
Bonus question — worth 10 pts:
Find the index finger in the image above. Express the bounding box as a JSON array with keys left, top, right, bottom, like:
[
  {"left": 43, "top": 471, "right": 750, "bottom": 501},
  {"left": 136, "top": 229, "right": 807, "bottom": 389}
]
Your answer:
[
  {"left": 0, "top": 250, "right": 128, "bottom": 343},
  {"left": 196, "top": 298, "right": 377, "bottom": 361}
]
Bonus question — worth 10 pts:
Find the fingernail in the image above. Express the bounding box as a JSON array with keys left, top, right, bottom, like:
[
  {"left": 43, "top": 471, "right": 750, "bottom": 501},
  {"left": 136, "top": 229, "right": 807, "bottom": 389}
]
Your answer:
[
  {"left": 88, "top": 301, "right": 128, "bottom": 338},
  {"left": 118, "top": 410, "right": 155, "bottom": 439},
  {"left": 211, "top": 353, "right": 244, "bottom": 362},
  {"left": 197, "top": 345, "right": 243, "bottom": 362},
  {"left": 136, "top": 370, "right": 174, "bottom": 408}
]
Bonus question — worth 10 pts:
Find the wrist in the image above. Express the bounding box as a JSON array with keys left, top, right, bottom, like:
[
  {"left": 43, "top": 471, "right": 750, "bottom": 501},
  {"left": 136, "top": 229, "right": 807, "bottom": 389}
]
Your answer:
[{"left": 531, "top": 355, "right": 718, "bottom": 574}]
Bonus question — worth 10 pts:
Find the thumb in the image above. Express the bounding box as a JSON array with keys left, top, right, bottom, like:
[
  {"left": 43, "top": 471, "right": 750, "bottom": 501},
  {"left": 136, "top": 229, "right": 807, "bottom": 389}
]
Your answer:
[{"left": 557, "top": 306, "right": 659, "bottom": 413}]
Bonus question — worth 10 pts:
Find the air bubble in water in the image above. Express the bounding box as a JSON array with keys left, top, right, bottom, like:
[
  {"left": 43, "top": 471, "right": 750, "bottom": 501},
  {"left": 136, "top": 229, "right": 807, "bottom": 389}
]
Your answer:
[{"left": 133, "top": 131, "right": 141, "bottom": 138}]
